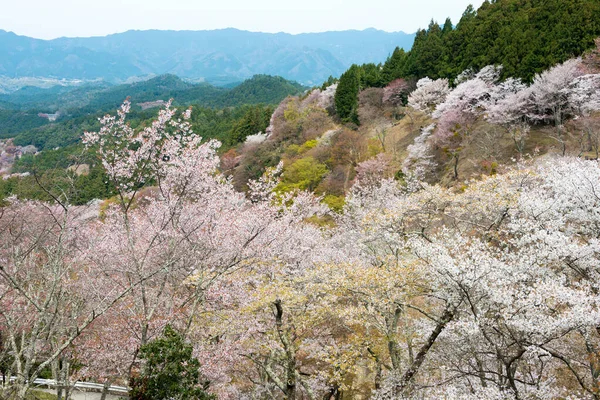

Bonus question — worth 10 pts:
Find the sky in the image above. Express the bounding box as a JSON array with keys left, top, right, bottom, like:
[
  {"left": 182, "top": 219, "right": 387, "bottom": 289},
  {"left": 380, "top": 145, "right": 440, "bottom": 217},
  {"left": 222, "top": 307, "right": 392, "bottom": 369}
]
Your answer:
[{"left": 1, "top": 0, "right": 485, "bottom": 39}]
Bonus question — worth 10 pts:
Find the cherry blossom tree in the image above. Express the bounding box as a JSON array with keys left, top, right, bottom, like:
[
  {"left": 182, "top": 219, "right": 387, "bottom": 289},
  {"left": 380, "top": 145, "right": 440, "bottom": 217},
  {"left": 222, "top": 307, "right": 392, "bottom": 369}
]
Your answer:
[
  {"left": 565, "top": 73, "right": 600, "bottom": 116},
  {"left": 5, "top": 80, "right": 600, "bottom": 400},
  {"left": 486, "top": 78, "right": 531, "bottom": 154},
  {"left": 370, "top": 157, "right": 600, "bottom": 399},
  {"left": 407, "top": 78, "right": 451, "bottom": 115},
  {"left": 186, "top": 188, "right": 329, "bottom": 399},
  {"left": 431, "top": 68, "right": 499, "bottom": 179},
  {"left": 317, "top": 84, "right": 338, "bottom": 111},
  {"left": 0, "top": 199, "right": 131, "bottom": 399},
  {"left": 527, "top": 58, "right": 584, "bottom": 155},
  {"left": 309, "top": 178, "right": 466, "bottom": 397},
  {"left": 402, "top": 124, "right": 437, "bottom": 181},
  {"left": 383, "top": 79, "right": 412, "bottom": 107},
  {"left": 82, "top": 100, "right": 329, "bottom": 399},
  {"left": 355, "top": 153, "right": 397, "bottom": 187}
]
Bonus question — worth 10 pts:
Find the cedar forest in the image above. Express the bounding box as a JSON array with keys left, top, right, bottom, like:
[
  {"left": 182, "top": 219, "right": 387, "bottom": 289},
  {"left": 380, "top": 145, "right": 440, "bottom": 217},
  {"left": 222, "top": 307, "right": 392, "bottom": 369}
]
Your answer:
[{"left": 2, "top": 0, "right": 600, "bottom": 399}]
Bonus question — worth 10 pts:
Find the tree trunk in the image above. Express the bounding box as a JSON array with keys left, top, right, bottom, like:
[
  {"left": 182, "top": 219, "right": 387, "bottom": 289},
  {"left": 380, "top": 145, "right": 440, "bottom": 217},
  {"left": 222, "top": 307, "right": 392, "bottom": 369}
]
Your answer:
[
  {"left": 273, "top": 299, "right": 297, "bottom": 400},
  {"left": 17, "top": 384, "right": 29, "bottom": 400},
  {"left": 394, "top": 304, "right": 456, "bottom": 393},
  {"left": 100, "top": 379, "right": 113, "bottom": 400},
  {"left": 453, "top": 154, "right": 460, "bottom": 180},
  {"left": 386, "top": 306, "right": 403, "bottom": 371},
  {"left": 52, "top": 358, "right": 64, "bottom": 400}
]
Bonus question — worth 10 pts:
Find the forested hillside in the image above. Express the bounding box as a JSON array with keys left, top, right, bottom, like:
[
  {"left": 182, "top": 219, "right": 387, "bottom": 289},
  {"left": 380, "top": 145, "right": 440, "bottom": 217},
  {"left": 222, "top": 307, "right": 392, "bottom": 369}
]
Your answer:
[
  {"left": 0, "top": 74, "right": 305, "bottom": 114},
  {"left": 0, "top": 73, "right": 303, "bottom": 147},
  {"left": 405, "top": 0, "right": 600, "bottom": 81},
  {"left": 331, "top": 0, "right": 600, "bottom": 124},
  {"left": 0, "top": 74, "right": 302, "bottom": 203},
  {"left": 221, "top": 0, "right": 600, "bottom": 205}
]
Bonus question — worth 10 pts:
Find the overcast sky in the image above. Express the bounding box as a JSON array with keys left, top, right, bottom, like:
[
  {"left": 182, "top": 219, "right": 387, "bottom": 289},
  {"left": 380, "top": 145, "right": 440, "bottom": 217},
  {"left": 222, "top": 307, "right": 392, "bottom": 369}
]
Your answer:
[{"left": 1, "top": 0, "right": 485, "bottom": 39}]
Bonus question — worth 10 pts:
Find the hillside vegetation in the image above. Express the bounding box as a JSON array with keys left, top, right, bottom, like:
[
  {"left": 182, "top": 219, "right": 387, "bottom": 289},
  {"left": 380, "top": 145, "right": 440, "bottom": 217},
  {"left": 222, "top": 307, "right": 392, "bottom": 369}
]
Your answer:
[
  {"left": 0, "top": 74, "right": 305, "bottom": 114},
  {"left": 330, "top": 0, "right": 600, "bottom": 124},
  {"left": 0, "top": 75, "right": 301, "bottom": 203},
  {"left": 2, "top": 50, "right": 600, "bottom": 398},
  {"left": 225, "top": 0, "right": 600, "bottom": 208},
  {"left": 0, "top": 74, "right": 303, "bottom": 147}
]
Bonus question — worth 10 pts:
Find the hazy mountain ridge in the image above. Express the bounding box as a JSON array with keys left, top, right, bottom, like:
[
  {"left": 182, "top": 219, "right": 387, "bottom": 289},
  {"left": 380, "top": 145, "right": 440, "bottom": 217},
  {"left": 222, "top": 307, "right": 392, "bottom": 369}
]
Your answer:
[{"left": 0, "top": 28, "right": 415, "bottom": 86}]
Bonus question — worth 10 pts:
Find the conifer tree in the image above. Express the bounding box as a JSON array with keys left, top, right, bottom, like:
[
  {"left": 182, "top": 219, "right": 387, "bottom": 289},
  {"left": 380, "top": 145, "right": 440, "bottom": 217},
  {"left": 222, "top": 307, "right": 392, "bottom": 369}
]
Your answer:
[
  {"left": 334, "top": 64, "right": 361, "bottom": 124},
  {"left": 130, "top": 325, "right": 215, "bottom": 400}
]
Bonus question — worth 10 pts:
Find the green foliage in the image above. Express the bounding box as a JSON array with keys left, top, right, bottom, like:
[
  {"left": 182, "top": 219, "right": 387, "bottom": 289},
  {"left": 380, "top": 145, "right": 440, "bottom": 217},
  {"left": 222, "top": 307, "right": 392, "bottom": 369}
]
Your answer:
[
  {"left": 69, "top": 166, "right": 116, "bottom": 205},
  {"left": 276, "top": 157, "right": 328, "bottom": 193},
  {"left": 405, "top": 21, "right": 446, "bottom": 79},
  {"left": 0, "top": 387, "right": 58, "bottom": 399},
  {"left": 1, "top": 74, "right": 305, "bottom": 115},
  {"left": 211, "top": 75, "right": 305, "bottom": 108},
  {"left": 381, "top": 47, "right": 408, "bottom": 82},
  {"left": 334, "top": 65, "right": 361, "bottom": 124},
  {"left": 320, "top": 75, "right": 338, "bottom": 90},
  {"left": 284, "top": 145, "right": 301, "bottom": 158},
  {"left": 374, "top": 0, "right": 600, "bottom": 84},
  {"left": 322, "top": 194, "right": 345, "bottom": 213},
  {"left": 129, "top": 325, "right": 214, "bottom": 400},
  {"left": 0, "top": 110, "right": 48, "bottom": 138},
  {"left": 334, "top": 62, "right": 387, "bottom": 124},
  {"left": 360, "top": 63, "right": 385, "bottom": 88},
  {"left": 299, "top": 139, "right": 318, "bottom": 153},
  {"left": 0, "top": 166, "right": 115, "bottom": 206},
  {"left": 12, "top": 113, "right": 101, "bottom": 149},
  {"left": 10, "top": 103, "right": 275, "bottom": 152},
  {"left": 27, "top": 390, "right": 58, "bottom": 400},
  {"left": 186, "top": 104, "right": 275, "bottom": 150},
  {"left": 5, "top": 74, "right": 304, "bottom": 150},
  {"left": 85, "top": 74, "right": 200, "bottom": 111},
  {"left": 3, "top": 145, "right": 115, "bottom": 205},
  {"left": 227, "top": 105, "right": 273, "bottom": 145},
  {"left": 12, "top": 145, "right": 82, "bottom": 172}
]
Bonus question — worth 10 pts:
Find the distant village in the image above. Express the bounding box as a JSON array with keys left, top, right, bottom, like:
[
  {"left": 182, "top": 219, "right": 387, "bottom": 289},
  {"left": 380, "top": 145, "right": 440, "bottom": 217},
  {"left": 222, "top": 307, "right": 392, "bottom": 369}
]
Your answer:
[
  {"left": 37, "top": 112, "right": 60, "bottom": 121},
  {"left": 137, "top": 100, "right": 166, "bottom": 110}
]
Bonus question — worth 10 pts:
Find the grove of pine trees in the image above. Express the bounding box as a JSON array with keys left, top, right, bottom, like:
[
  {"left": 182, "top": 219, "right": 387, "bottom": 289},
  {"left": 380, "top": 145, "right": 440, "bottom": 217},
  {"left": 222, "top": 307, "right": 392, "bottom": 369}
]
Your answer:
[{"left": 334, "top": 0, "right": 600, "bottom": 123}]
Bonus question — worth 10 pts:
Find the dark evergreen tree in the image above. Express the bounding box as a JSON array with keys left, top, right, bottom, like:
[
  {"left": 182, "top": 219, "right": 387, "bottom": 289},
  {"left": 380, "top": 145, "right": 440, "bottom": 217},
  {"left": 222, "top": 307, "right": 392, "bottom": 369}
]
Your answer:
[
  {"left": 381, "top": 47, "right": 408, "bottom": 82},
  {"left": 320, "top": 75, "right": 338, "bottom": 90},
  {"left": 334, "top": 65, "right": 361, "bottom": 124},
  {"left": 129, "top": 325, "right": 215, "bottom": 400},
  {"left": 227, "top": 105, "right": 273, "bottom": 145},
  {"left": 360, "top": 63, "right": 384, "bottom": 88},
  {"left": 442, "top": 17, "right": 453, "bottom": 36},
  {"left": 406, "top": 21, "right": 446, "bottom": 79},
  {"left": 340, "top": 0, "right": 600, "bottom": 88}
]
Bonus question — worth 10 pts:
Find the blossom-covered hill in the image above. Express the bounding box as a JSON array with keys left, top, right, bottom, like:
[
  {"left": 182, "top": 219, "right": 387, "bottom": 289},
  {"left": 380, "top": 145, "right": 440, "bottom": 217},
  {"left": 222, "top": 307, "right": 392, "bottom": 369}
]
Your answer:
[
  {"left": 225, "top": 39, "right": 600, "bottom": 210},
  {"left": 3, "top": 91, "right": 600, "bottom": 399},
  {"left": 3, "top": 2, "right": 600, "bottom": 399}
]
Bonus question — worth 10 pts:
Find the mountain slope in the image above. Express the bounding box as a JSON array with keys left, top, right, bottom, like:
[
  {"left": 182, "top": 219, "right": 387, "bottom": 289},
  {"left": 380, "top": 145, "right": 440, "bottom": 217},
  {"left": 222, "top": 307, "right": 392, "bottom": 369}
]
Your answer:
[
  {"left": 380, "top": 0, "right": 600, "bottom": 82},
  {"left": 0, "top": 74, "right": 306, "bottom": 114},
  {"left": 0, "top": 28, "right": 415, "bottom": 86}
]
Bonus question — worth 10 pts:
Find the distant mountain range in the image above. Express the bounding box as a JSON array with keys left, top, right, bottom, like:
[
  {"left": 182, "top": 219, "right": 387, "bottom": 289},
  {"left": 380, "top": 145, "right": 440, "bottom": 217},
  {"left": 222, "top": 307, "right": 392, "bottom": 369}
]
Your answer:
[{"left": 0, "top": 28, "right": 415, "bottom": 87}]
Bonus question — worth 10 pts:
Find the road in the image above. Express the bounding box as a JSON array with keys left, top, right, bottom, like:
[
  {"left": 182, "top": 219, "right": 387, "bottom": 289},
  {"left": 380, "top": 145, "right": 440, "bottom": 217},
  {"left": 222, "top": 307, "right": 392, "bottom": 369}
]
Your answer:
[{"left": 37, "top": 388, "right": 124, "bottom": 399}]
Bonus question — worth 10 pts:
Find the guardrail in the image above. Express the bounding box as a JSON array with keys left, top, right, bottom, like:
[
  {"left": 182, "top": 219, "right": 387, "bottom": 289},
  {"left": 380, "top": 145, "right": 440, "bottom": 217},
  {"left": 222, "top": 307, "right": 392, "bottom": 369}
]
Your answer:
[{"left": 8, "top": 377, "right": 129, "bottom": 395}]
